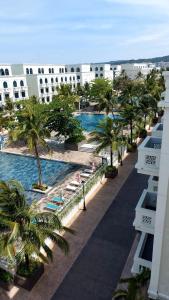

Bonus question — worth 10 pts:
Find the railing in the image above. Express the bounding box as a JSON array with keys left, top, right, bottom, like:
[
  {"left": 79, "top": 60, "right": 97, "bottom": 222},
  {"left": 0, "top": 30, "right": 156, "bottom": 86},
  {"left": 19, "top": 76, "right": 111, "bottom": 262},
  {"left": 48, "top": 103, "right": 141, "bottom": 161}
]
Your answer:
[{"left": 58, "top": 165, "right": 105, "bottom": 220}]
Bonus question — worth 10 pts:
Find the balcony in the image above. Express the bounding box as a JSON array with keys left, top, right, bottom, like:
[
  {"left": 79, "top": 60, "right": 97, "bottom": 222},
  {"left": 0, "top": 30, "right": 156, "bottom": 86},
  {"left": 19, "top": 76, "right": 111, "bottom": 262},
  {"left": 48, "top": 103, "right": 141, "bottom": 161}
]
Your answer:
[
  {"left": 132, "top": 233, "right": 153, "bottom": 274},
  {"left": 152, "top": 123, "right": 163, "bottom": 138},
  {"left": 133, "top": 189, "right": 157, "bottom": 234},
  {"left": 148, "top": 176, "right": 158, "bottom": 193},
  {"left": 135, "top": 136, "right": 161, "bottom": 176}
]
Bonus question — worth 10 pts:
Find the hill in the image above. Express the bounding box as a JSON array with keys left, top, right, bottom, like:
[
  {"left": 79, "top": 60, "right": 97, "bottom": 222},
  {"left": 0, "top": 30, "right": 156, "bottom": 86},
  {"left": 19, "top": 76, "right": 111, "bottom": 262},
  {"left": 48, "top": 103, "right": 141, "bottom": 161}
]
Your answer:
[{"left": 109, "top": 55, "right": 169, "bottom": 65}]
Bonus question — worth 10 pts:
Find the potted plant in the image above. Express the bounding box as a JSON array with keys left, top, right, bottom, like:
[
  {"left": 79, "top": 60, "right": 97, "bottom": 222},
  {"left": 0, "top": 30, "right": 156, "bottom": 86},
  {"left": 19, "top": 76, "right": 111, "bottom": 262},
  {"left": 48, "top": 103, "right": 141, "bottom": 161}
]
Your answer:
[
  {"left": 105, "top": 165, "right": 118, "bottom": 179},
  {"left": 127, "top": 142, "right": 137, "bottom": 153},
  {"left": 0, "top": 268, "right": 14, "bottom": 291}
]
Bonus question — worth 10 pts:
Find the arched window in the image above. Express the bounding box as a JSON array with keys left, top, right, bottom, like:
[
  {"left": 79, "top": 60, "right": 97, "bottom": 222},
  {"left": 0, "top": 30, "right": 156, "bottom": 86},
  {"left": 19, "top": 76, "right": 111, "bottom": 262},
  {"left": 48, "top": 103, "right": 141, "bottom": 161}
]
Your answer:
[
  {"left": 59, "top": 68, "right": 61, "bottom": 73},
  {"left": 38, "top": 68, "right": 41, "bottom": 74},
  {"left": 20, "top": 80, "right": 24, "bottom": 87},
  {"left": 30, "top": 68, "right": 33, "bottom": 74},
  {"left": 0, "top": 69, "right": 4, "bottom": 76},
  {"left": 69, "top": 77, "right": 72, "bottom": 81},
  {"left": 3, "top": 81, "right": 8, "bottom": 88},
  {"left": 62, "top": 68, "right": 64, "bottom": 73},
  {"left": 52, "top": 68, "right": 54, "bottom": 73},
  {"left": 95, "top": 67, "right": 98, "bottom": 71},
  {"left": 26, "top": 68, "right": 30, "bottom": 74},
  {"left": 77, "top": 75, "right": 80, "bottom": 80},
  {"left": 76, "top": 67, "right": 80, "bottom": 72},
  {"left": 45, "top": 78, "right": 48, "bottom": 84},
  {"left": 42, "top": 68, "right": 44, "bottom": 74},
  {"left": 90, "top": 67, "right": 92, "bottom": 71},
  {"left": 5, "top": 69, "right": 9, "bottom": 75},
  {"left": 55, "top": 77, "right": 58, "bottom": 82},
  {"left": 95, "top": 74, "right": 98, "bottom": 78},
  {"left": 51, "top": 78, "right": 54, "bottom": 83},
  {"left": 71, "top": 68, "right": 74, "bottom": 72},
  {"left": 73, "top": 76, "right": 75, "bottom": 81},
  {"left": 65, "top": 77, "right": 67, "bottom": 82},
  {"left": 13, "top": 81, "right": 17, "bottom": 87},
  {"left": 49, "top": 68, "right": 51, "bottom": 73},
  {"left": 100, "top": 67, "right": 103, "bottom": 71},
  {"left": 61, "top": 77, "right": 63, "bottom": 82},
  {"left": 39, "top": 78, "right": 43, "bottom": 84},
  {"left": 100, "top": 73, "right": 103, "bottom": 77},
  {"left": 65, "top": 68, "right": 67, "bottom": 73}
]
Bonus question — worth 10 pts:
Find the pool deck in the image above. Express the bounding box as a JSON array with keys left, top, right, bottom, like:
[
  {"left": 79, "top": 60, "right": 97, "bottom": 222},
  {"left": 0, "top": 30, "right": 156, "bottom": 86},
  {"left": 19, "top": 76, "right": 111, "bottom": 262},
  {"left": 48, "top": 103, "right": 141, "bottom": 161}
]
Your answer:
[{"left": 0, "top": 150, "right": 147, "bottom": 300}]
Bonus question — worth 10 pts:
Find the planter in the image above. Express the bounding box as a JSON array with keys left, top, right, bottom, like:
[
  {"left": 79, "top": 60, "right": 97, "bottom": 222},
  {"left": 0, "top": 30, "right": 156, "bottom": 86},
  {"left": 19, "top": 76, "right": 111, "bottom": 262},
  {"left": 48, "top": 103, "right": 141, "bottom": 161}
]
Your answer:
[
  {"left": 64, "top": 140, "right": 84, "bottom": 151},
  {"left": 14, "top": 263, "right": 44, "bottom": 291},
  {"left": 105, "top": 168, "right": 118, "bottom": 179},
  {"left": 127, "top": 143, "right": 137, "bottom": 153},
  {"left": 152, "top": 117, "right": 158, "bottom": 125},
  {"left": 138, "top": 130, "right": 147, "bottom": 139},
  {"left": 0, "top": 279, "right": 13, "bottom": 291}
]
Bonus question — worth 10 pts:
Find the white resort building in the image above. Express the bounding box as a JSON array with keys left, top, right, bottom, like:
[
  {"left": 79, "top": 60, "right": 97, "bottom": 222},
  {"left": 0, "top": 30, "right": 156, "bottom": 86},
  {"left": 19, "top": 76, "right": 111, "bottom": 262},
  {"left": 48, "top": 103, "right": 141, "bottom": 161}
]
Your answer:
[
  {"left": 0, "top": 63, "right": 113, "bottom": 105},
  {"left": 132, "top": 71, "right": 169, "bottom": 299}
]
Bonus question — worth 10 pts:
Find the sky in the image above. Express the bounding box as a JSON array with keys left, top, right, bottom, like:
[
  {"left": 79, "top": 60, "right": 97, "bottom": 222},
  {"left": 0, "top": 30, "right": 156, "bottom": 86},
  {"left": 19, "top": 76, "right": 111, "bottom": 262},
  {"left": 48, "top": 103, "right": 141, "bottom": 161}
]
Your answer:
[{"left": 1, "top": 0, "right": 169, "bottom": 64}]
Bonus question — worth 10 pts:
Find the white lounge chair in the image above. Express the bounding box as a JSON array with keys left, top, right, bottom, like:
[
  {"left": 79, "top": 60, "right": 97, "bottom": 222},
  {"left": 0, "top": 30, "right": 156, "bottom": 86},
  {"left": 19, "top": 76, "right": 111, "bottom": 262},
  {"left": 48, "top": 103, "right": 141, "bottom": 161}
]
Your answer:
[
  {"left": 71, "top": 180, "right": 81, "bottom": 186},
  {"left": 84, "top": 169, "right": 94, "bottom": 174},
  {"left": 80, "top": 172, "right": 91, "bottom": 178},
  {"left": 66, "top": 185, "right": 78, "bottom": 192}
]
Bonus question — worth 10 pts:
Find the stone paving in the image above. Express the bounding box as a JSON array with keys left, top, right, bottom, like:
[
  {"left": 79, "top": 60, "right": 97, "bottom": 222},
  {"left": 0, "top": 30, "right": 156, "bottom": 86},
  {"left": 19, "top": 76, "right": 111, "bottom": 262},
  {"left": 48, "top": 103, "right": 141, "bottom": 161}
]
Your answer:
[{"left": 0, "top": 151, "right": 145, "bottom": 300}]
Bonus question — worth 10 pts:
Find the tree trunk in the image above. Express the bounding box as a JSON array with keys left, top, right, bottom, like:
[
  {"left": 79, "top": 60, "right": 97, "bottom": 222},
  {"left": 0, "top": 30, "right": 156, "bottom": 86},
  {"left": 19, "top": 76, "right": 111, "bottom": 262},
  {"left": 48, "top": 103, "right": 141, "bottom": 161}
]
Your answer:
[
  {"left": 110, "top": 147, "right": 113, "bottom": 166},
  {"left": 144, "top": 115, "right": 147, "bottom": 128},
  {"left": 120, "top": 147, "right": 123, "bottom": 166},
  {"left": 25, "top": 254, "right": 30, "bottom": 271},
  {"left": 34, "top": 142, "right": 42, "bottom": 186},
  {"left": 130, "top": 120, "right": 133, "bottom": 144}
]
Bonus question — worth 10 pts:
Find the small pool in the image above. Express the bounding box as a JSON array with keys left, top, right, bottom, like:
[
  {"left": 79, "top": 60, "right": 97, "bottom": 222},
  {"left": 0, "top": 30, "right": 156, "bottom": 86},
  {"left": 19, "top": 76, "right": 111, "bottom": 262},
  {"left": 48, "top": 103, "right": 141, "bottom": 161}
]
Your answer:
[
  {"left": 76, "top": 113, "right": 120, "bottom": 132},
  {"left": 0, "top": 152, "right": 78, "bottom": 204}
]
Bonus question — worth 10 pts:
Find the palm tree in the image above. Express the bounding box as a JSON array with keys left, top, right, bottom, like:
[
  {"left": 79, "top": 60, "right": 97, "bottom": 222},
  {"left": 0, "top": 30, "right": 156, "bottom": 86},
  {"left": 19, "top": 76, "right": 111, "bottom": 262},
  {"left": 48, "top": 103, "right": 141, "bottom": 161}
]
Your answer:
[
  {"left": 9, "top": 99, "right": 50, "bottom": 187},
  {"left": 0, "top": 180, "right": 72, "bottom": 272},
  {"left": 89, "top": 117, "right": 121, "bottom": 167}
]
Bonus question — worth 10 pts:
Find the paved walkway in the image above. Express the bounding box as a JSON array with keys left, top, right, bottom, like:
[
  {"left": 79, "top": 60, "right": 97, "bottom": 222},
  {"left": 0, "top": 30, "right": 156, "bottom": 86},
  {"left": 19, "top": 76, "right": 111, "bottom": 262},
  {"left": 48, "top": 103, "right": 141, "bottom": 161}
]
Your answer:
[
  {"left": 51, "top": 169, "right": 148, "bottom": 300},
  {"left": 0, "top": 152, "right": 147, "bottom": 300}
]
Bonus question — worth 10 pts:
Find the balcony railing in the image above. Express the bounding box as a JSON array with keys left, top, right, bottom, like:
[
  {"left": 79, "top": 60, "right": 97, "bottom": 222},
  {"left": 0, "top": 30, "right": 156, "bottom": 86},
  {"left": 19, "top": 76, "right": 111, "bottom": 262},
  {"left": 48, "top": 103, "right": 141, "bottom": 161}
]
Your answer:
[
  {"left": 135, "top": 136, "right": 161, "bottom": 176},
  {"left": 132, "top": 232, "right": 153, "bottom": 274},
  {"left": 133, "top": 189, "right": 157, "bottom": 234},
  {"left": 152, "top": 123, "right": 163, "bottom": 138},
  {"left": 148, "top": 176, "right": 158, "bottom": 193}
]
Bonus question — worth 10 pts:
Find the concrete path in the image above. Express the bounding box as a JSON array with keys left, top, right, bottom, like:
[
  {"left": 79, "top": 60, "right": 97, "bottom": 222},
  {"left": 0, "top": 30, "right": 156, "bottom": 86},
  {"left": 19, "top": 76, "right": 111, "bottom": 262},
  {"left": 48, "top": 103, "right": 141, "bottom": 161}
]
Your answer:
[{"left": 51, "top": 169, "right": 148, "bottom": 300}]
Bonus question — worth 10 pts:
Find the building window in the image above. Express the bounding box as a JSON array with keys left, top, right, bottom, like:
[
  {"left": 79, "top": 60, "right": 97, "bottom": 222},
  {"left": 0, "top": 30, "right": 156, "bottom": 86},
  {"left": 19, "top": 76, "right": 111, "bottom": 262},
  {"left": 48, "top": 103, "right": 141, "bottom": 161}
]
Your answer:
[
  {"left": 30, "top": 68, "right": 33, "bottom": 74},
  {"left": 95, "top": 67, "right": 98, "bottom": 71},
  {"left": 13, "top": 81, "right": 17, "bottom": 87},
  {"left": 5, "top": 93, "right": 9, "bottom": 99},
  {"left": 42, "top": 68, "right": 44, "bottom": 74},
  {"left": 20, "top": 80, "right": 24, "bottom": 87},
  {"left": 52, "top": 68, "right": 54, "bottom": 73},
  {"left": 45, "top": 78, "right": 48, "bottom": 84},
  {"left": 46, "top": 96, "right": 50, "bottom": 102},
  {"left": 42, "top": 97, "right": 45, "bottom": 103},
  {"left": 59, "top": 68, "right": 61, "bottom": 73},
  {"left": 3, "top": 82, "right": 8, "bottom": 88},
  {"left": 73, "top": 76, "right": 75, "bottom": 81},
  {"left": 61, "top": 77, "right": 63, "bottom": 82},
  {"left": 26, "top": 68, "right": 29, "bottom": 74},
  {"left": 15, "top": 92, "right": 19, "bottom": 99},
  {"left": 46, "top": 88, "right": 49, "bottom": 93},
  {"left": 71, "top": 68, "right": 74, "bottom": 72},
  {"left": 77, "top": 75, "right": 80, "bottom": 80},
  {"left": 38, "top": 68, "right": 41, "bottom": 74},
  {"left": 0, "top": 69, "right": 4, "bottom": 76},
  {"left": 51, "top": 78, "right": 54, "bottom": 83},
  {"left": 62, "top": 68, "right": 64, "bottom": 73},
  {"left": 73, "top": 83, "right": 76, "bottom": 88},
  {"left": 55, "top": 77, "right": 58, "bottom": 82},
  {"left": 39, "top": 78, "right": 43, "bottom": 84},
  {"left": 5, "top": 69, "right": 9, "bottom": 75},
  {"left": 65, "top": 68, "right": 67, "bottom": 72},
  {"left": 41, "top": 88, "right": 44, "bottom": 94},
  {"left": 100, "top": 73, "right": 103, "bottom": 77},
  {"left": 100, "top": 67, "right": 103, "bottom": 71},
  {"left": 52, "top": 86, "right": 55, "bottom": 92},
  {"left": 65, "top": 77, "right": 67, "bottom": 82},
  {"left": 69, "top": 77, "right": 72, "bottom": 81},
  {"left": 49, "top": 68, "right": 51, "bottom": 73},
  {"left": 0, "top": 95, "right": 2, "bottom": 101},
  {"left": 95, "top": 74, "right": 98, "bottom": 78},
  {"left": 90, "top": 67, "right": 92, "bottom": 71},
  {"left": 76, "top": 67, "right": 80, "bottom": 72},
  {"left": 21, "top": 91, "right": 25, "bottom": 98}
]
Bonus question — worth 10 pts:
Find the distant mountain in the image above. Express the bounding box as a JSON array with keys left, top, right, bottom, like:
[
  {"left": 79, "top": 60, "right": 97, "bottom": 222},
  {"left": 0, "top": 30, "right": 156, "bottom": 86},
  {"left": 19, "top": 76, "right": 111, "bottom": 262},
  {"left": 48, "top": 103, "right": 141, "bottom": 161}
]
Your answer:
[{"left": 109, "top": 55, "right": 169, "bottom": 65}]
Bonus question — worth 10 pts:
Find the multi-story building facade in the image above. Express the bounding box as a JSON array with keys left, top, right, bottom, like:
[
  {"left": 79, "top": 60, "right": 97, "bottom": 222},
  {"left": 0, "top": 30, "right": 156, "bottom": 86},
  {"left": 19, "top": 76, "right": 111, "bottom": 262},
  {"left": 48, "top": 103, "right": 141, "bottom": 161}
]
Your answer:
[
  {"left": 0, "top": 63, "right": 114, "bottom": 105},
  {"left": 120, "top": 63, "right": 156, "bottom": 79},
  {"left": 132, "top": 71, "right": 169, "bottom": 299}
]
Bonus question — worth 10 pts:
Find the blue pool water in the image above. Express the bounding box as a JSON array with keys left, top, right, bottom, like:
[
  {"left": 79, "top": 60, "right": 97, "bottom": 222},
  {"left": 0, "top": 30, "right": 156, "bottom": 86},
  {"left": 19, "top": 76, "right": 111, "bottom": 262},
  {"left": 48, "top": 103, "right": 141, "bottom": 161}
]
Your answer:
[
  {"left": 0, "top": 152, "right": 77, "bottom": 203},
  {"left": 76, "top": 113, "right": 120, "bottom": 132}
]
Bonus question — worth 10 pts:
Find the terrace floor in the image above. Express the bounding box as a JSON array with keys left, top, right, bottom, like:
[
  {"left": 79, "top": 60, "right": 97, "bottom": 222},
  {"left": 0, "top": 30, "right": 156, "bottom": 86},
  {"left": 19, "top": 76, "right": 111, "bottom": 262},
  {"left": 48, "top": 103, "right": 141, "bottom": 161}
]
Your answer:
[{"left": 0, "top": 151, "right": 148, "bottom": 300}]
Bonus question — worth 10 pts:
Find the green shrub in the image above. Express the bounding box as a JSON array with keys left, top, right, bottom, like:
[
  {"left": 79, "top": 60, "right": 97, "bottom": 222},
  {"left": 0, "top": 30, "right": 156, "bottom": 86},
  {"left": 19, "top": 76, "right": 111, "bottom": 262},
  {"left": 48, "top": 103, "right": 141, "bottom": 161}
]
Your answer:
[
  {"left": 0, "top": 268, "right": 13, "bottom": 283},
  {"left": 17, "top": 260, "right": 40, "bottom": 278}
]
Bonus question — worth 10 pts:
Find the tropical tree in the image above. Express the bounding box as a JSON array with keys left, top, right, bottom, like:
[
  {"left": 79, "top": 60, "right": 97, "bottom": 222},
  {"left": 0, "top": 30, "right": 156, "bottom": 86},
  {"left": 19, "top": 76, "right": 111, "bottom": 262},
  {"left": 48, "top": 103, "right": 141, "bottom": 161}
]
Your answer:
[
  {"left": 55, "top": 84, "right": 80, "bottom": 111},
  {"left": 89, "top": 117, "right": 122, "bottom": 167},
  {"left": 9, "top": 99, "right": 50, "bottom": 187},
  {"left": 0, "top": 180, "right": 72, "bottom": 272}
]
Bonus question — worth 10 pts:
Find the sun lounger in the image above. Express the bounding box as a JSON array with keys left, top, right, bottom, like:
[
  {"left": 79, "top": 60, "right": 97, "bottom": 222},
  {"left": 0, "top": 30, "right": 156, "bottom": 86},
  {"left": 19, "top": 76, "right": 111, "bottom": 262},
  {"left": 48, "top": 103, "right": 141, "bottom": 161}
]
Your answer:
[
  {"left": 84, "top": 169, "right": 94, "bottom": 174},
  {"left": 71, "top": 180, "right": 81, "bottom": 186},
  {"left": 45, "top": 202, "right": 60, "bottom": 211},
  {"left": 66, "top": 185, "right": 78, "bottom": 192},
  {"left": 80, "top": 172, "right": 91, "bottom": 178},
  {"left": 52, "top": 196, "right": 64, "bottom": 204}
]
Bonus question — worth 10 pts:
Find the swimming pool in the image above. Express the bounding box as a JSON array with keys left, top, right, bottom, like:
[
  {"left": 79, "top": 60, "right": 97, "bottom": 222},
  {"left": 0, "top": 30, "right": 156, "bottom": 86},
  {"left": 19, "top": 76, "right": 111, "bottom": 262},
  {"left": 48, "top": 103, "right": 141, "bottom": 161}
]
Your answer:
[
  {"left": 0, "top": 152, "right": 78, "bottom": 203},
  {"left": 76, "top": 113, "right": 120, "bottom": 132}
]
